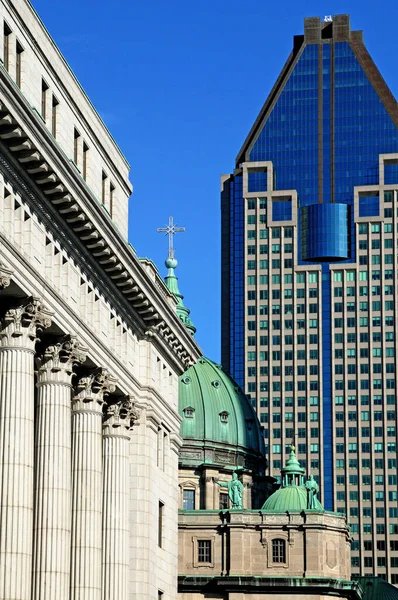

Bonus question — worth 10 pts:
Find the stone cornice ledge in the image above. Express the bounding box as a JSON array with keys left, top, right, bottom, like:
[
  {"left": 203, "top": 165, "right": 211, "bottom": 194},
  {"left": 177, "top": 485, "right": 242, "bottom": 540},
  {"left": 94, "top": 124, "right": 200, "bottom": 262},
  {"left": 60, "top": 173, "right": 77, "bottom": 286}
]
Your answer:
[
  {"left": 178, "top": 576, "right": 362, "bottom": 598},
  {"left": 0, "top": 69, "right": 201, "bottom": 370}
]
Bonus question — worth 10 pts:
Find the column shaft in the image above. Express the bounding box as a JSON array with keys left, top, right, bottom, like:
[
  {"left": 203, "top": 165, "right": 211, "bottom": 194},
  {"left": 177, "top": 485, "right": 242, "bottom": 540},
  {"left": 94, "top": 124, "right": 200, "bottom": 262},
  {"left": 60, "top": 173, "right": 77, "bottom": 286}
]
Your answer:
[
  {"left": 71, "top": 410, "right": 103, "bottom": 600},
  {"left": 0, "top": 346, "right": 35, "bottom": 599},
  {"left": 102, "top": 400, "right": 136, "bottom": 600},
  {"left": 33, "top": 381, "right": 71, "bottom": 599},
  {"left": 71, "top": 370, "right": 116, "bottom": 600},
  {"left": 0, "top": 299, "right": 51, "bottom": 600},
  {"left": 32, "top": 338, "right": 86, "bottom": 600},
  {"left": 102, "top": 435, "right": 128, "bottom": 600}
]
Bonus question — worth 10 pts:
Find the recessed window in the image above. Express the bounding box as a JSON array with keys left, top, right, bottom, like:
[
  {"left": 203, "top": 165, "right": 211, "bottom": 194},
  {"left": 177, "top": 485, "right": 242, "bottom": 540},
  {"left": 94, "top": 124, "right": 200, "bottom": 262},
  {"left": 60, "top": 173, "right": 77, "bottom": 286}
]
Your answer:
[
  {"left": 183, "top": 489, "right": 195, "bottom": 510},
  {"left": 16, "top": 41, "right": 23, "bottom": 88},
  {"left": 198, "top": 540, "right": 212, "bottom": 563},
  {"left": 183, "top": 407, "right": 194, "bottom": 418},
  {"left": 3, "top": 22, "right": 11, "bottom": 71},
  {"left": 102, "top": 170, "right": 108, "bottom": 205},
  {"left": 74, "top": 128, "right": 80, "bottom": 165},
  {"left": 220, "top": 411, "right": 228, "bottom": 423},
  {"left": 158, "top": 501, "right": 164, "bottom": 548},
  {"left": 52, "top": 95, "right": 59, "bottom": 138},
  {"left": 110, "top": 182, "right": 115, "bottom": 215},
  {"left": 83, "top": 141, "right": 89, "bottom": 180},
  {"left": 41, "top": 79, "right": 49, "bottom": 120},
  {"left": 219, "top": 492, "right": 229, "bottom": 510},
  {"left": 272, "top": 538, "right": 286, "bottom": 563}
]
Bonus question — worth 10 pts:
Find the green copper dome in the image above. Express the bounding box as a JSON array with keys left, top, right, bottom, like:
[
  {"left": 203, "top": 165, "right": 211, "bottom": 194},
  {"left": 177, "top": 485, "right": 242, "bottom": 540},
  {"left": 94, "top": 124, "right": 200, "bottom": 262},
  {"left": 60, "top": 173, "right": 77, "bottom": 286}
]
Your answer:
[
  {"left": 179, "top": 357, "right": 265, "bottom": 470},
  {"left": 262, "top": 447, "right": 323, "bottom": 512},
  {"left": 262, "top": 485, "right": 323, "bottom": 512},
  {"left": 355, "top": 576, "right": 398, "bottom": 600}
]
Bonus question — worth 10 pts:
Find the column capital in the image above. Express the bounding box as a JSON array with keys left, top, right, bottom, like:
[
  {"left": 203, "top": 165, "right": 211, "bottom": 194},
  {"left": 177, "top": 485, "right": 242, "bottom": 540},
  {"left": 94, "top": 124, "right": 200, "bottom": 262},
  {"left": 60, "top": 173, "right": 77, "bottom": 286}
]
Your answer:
[
  {"left": 0, "top": 263, "right": 12, "bottom": 289},
  {"left": 73, "top": 368, "right": 117, "bottom": 412},
  {"left": 37, "top": 336, "right": 88, "bottom": 384},
  {"left": 0, "top": 297, "right": 52, "bottom": 349},
  {"left": 103, "top": 396, "right": 140, "bottom": 438}
]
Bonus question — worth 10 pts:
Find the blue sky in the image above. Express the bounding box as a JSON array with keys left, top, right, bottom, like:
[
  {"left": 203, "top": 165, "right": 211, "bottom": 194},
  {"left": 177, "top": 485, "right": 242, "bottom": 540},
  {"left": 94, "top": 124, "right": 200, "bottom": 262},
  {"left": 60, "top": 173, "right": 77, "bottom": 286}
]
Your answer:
[{"left": 31, "top": 0, "right": 398, "bottom": 361}]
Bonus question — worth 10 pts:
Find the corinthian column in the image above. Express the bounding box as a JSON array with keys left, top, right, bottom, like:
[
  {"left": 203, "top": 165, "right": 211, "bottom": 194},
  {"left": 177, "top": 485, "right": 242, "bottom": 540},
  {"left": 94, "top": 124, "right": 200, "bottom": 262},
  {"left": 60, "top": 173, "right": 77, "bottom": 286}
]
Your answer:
[
  {"left": 0, "top": 298, "right": 52, "bottom": 600},
  {"left": 102, "top": 397, "right": 139, "bottom": 600},
  {"left": 71, "top": 369, "right": 117, "bottom": 600},
  {"left": 32, "top": 337, "right": 87, "bottom": 600}
]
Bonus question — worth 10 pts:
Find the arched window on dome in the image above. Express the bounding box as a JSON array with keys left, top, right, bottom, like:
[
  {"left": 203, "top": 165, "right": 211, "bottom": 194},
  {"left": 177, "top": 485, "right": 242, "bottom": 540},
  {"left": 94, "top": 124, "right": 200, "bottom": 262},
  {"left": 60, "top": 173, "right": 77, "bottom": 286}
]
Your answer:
[
  {"left": 220, "top": 411, "right": 229, "bottom": 424},
  {"left": 246, "top": 418, "right": 254, "bottom": 448},
  {"left": 219, "top": 411, "right": 229, "bottom": 443},
  {"left": 272, "top": 538, "right": 286, "bottom": 564},
  {"left": 183, "top": 406, "right": 195, "bottom": 438}
]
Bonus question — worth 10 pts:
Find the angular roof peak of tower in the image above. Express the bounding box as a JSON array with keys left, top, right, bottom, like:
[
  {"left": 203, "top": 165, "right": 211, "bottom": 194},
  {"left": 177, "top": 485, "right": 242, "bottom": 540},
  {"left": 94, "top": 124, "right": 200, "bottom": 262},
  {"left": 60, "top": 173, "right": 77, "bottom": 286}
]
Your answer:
[{"left": 236, "top": 13, "right": 398, "bottom": 167}]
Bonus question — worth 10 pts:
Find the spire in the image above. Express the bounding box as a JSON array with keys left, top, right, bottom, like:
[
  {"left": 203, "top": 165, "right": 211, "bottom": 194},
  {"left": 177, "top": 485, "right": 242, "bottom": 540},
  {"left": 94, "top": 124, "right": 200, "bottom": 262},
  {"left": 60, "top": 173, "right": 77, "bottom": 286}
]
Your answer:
[
  {"left": 164, "top": 257, "right": 196, "bottom": 336},
  {"left": 280, "top": 445, "right": 305, "bottom": 488},
  {"left": 157, "top": 217, "right": 196, "bottom": 336}
]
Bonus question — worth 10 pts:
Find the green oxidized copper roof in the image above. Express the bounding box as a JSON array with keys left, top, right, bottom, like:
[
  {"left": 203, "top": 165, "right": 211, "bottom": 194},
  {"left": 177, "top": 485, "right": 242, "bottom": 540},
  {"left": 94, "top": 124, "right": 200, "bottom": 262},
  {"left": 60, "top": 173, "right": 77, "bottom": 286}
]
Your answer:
[
  {"left": 179, "top": 356, "right": 264, "bottom": 455},
  {"left": 355, "top": 576, "right": 398, "bottom": 600},
  {"left": 164, "top": 257, "right": 196, "bottom": 335},
  {"left": 262, "top": 446, "right": 323, "bottom": 512}
]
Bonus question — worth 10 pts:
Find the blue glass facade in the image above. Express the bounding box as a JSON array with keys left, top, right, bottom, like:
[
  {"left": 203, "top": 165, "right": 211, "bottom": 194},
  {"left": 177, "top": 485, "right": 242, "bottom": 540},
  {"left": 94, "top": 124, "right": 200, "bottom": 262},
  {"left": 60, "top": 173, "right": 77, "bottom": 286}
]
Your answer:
[
  {"left": 272, "top": 200, "right": 292, "bottom": 222},
  {"left": 301, "top": 204, "right": 349, "bottom": 261},
  {"left": 248, "top": 171, "right": 267, "bottom": 193},
  {"left": 226, "top": 32, "right": 398, "bottom": 512},
  {"left": 250, "top": 44, "right": 319, "bottom": 205},
  {"left": 358, "top": 195, "right": 379, "bottom": 218},
  {"left": 229, "top": 175, "right": 245, "bottom": 389}
]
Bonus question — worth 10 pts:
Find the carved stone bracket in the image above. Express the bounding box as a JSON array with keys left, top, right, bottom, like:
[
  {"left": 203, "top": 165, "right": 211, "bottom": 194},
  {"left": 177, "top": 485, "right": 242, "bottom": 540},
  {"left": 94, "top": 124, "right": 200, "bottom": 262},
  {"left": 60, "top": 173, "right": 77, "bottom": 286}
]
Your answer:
[
  {"left": 37, "top": 336, "right": 87, "bottom": 383},
  {"left": 0, "top": 263, "right": 12, "bottom": 289},
  {"left": 73, "top": 368, "right": 117, "bottom": 411},
  {"left": 0, "top": 297, "right": 52, "bottom": 349},
  {"left": 103, "top": 396, "right": 140, "bottom": 436},
  {"left": 259, "top": 528, "right": 267, "bottom": 549},
  {"left": 287, "top": 528, "right": 295, "bottom": 547}
]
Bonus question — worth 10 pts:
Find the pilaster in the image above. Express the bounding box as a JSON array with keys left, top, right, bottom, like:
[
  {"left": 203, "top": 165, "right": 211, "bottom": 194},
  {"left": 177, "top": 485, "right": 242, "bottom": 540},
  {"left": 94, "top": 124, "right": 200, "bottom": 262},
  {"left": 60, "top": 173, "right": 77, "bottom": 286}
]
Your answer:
[
  {"left": 71, "top": 369, "right": 117, "bottom": 600},
  {"left": 0, "top": 298, "right": 51, "bottom": 600},
  {"left": 32, "top": 337, "right": 87, "bottom": 600}
]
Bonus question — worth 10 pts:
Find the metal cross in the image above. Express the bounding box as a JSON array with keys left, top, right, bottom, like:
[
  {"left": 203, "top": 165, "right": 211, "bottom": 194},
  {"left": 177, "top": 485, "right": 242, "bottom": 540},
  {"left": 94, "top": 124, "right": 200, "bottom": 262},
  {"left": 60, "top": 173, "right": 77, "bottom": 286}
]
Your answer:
[{"left": 157, "top": 216, "right": 185, "bottom": 259}]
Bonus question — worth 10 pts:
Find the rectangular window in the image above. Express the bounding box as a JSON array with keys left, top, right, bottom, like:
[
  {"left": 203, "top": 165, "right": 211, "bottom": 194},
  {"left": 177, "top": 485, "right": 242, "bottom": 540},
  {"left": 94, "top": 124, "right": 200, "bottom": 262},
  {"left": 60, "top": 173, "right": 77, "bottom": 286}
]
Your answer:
[
  {"left": 219, "top": 492, "right": 229, "bottom": 510},
  {"left": 41, "top": 79, "right": 49, "bottom": 120},
  {"left": 183, "top": 489, "right": 195, "bottom": 510},
  {"left": 272, "top": 539, "right": 286, "bottom": 563},
  {"left": 197, "top": 540, "right": 212, "bottom": 563},
  {"left": 3, "top": 22, "right": 11, "bottom": 71},
  {"left": 83, "top": 141, "right": 89, "bottom": 180},
  {"left": 74, "top": 128, "right": 80, "bottom": 165},
  {"left": 51, "top": 95, "right": 59, "bottom": 138},
  {"left": 16, "top": 40, "right": 23, "bottom": 88},
  {"left": 158, "top": 501, "right": 164, "bottom": 547},
  {"left": 102, "top": 171, "right": 108, "bottom": 205}
]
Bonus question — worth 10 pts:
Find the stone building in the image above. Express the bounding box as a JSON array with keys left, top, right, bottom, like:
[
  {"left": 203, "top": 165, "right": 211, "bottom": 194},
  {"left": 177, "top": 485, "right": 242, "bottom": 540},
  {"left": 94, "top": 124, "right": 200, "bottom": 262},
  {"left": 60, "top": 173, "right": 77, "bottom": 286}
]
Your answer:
[
  {"left": 169, "top": 265, "right": 398, "bottom": 600},
  {"left": 0, "top": 1, "right": 201, "bottom": 599},
  {"left": 177, "top": 358, "right": 360, "bottom": 599}
]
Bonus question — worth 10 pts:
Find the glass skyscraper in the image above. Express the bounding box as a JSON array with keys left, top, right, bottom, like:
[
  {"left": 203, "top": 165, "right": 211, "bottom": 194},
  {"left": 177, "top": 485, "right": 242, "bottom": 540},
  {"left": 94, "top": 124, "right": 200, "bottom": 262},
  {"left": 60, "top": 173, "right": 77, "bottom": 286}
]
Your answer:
[{"left": 221, "top": 14, "right": 398, "bottom": 582}]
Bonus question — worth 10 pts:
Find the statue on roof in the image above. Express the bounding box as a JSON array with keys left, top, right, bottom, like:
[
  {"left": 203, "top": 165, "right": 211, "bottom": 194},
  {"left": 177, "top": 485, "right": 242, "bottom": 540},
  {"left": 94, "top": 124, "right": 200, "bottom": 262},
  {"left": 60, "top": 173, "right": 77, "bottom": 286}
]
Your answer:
[
  {"left": 217, "top": 472, "right": 244, "bottom": 509},
  {"left": 305, "top": 474, "right": 319, "bottom": 509}
]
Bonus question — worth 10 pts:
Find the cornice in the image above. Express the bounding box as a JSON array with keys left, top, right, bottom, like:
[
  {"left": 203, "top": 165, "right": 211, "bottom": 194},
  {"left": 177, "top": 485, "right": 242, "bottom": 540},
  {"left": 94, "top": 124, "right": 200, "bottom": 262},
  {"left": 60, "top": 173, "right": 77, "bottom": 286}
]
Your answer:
[
  {"left": 0, "top": 69, "right": 201, "bottom": 371},
  {"left": 4, "top": 0, "right": 131, "bottom": 182}
]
